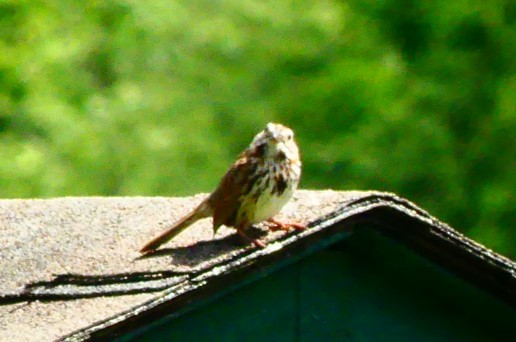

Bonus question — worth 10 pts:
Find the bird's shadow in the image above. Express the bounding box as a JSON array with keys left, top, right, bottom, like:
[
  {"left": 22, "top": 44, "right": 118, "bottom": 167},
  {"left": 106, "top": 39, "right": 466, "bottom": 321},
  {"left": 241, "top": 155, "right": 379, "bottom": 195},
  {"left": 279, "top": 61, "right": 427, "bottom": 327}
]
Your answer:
[{"left": 136, "top": 228, "right": 268, "bottom": 267}]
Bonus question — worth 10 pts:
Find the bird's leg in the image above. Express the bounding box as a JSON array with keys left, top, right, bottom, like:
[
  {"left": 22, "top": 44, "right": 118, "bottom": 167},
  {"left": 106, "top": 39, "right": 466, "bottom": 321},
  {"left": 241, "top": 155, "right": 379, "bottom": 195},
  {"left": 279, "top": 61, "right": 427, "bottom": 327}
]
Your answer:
[
  {"left": 265, "top": 217, "right": 306, "bottom": 232},
  {"left": 236, "top": 224, "right": 266, "bottom": 248}
]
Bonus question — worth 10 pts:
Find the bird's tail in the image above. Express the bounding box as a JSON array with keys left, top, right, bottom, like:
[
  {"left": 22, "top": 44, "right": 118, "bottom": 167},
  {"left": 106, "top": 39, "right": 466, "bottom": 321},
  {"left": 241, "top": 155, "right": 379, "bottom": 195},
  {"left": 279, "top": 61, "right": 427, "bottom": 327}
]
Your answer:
[{"left": 139, "top": 201, "right": 212, "bottom": 254}]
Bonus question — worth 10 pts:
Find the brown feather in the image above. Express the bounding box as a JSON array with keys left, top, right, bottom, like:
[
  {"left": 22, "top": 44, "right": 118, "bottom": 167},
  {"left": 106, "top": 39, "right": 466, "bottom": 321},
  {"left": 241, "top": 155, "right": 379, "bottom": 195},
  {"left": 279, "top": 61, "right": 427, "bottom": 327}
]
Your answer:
[
  {"left": 139, "top": 200, "right": 212, "bottom": 253},
  {"left": 209, "top": 154, "right": 252, "bottom": 232}
]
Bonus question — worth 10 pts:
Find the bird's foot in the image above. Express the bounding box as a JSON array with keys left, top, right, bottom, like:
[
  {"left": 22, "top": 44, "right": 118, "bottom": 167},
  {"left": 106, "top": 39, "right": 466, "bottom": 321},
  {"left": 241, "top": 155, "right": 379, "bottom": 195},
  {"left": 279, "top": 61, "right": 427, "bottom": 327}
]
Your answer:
[
  {"left": 265, "top": 217, "right": 306, "bottom": 232},
  {"left": 237, "top": 229, "right": 267, "bottom": 248}
]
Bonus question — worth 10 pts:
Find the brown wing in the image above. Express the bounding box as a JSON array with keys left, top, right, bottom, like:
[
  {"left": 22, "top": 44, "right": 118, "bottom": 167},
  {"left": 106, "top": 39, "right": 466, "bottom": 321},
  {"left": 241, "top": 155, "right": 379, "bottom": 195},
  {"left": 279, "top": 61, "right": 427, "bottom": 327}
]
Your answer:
[
  {"left": 208, "top": 146, "right": 265, "bottom": 231},
  {"left": 208, "top": 157, "right": 249, "bottom": 230}
]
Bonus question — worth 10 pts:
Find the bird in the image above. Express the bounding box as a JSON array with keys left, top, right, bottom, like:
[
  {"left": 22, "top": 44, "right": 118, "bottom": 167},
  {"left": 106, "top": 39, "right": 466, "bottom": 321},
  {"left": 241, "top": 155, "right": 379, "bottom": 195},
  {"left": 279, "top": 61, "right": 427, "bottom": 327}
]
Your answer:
[{"left": 139, "top": 122, "right": 304, "bottom": 254}]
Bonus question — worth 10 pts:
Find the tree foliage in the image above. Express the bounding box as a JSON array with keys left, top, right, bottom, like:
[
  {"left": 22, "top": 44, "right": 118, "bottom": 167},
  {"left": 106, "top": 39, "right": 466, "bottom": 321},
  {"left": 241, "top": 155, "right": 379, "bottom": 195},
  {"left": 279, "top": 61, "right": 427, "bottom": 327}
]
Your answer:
[{"left": 0, "top": 0, "right": 514, "bottom": 256}]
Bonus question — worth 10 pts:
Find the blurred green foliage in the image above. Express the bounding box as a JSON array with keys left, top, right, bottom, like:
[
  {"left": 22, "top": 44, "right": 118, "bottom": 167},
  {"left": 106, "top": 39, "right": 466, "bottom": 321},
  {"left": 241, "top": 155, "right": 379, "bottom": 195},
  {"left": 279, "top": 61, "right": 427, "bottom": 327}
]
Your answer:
[{"left": 0, "top": 0, "right": 514, "bottom": 256}]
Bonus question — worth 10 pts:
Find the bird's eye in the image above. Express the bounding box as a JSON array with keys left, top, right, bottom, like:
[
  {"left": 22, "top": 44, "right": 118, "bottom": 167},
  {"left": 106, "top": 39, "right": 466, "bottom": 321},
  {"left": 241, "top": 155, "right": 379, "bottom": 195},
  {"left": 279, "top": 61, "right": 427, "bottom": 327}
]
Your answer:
[{"left": 287, "top": 133, "right": 293, "bottom": 140}]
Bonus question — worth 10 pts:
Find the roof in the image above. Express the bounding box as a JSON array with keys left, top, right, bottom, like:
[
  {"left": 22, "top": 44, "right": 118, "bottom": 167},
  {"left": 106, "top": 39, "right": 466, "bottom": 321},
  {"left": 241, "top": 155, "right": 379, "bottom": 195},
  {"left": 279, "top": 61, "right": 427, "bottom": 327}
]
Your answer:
[{"left": 1, "top": 190, "right": 514, "bottom": 340}]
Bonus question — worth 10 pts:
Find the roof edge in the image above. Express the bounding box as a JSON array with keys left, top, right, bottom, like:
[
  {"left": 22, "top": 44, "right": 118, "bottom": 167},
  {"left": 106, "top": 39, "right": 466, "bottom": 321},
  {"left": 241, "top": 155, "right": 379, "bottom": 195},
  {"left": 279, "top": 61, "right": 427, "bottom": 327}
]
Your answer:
[{"left": 62, "top": 192, "right": 515, "bottom": 340}]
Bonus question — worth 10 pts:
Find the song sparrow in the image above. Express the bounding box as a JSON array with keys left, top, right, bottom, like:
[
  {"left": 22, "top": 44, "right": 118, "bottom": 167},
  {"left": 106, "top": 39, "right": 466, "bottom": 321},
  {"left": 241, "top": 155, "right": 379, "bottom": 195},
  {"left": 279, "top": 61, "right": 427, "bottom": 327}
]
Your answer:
[{"left": 140, "top": 122, "right": 304, "bottom": 254}]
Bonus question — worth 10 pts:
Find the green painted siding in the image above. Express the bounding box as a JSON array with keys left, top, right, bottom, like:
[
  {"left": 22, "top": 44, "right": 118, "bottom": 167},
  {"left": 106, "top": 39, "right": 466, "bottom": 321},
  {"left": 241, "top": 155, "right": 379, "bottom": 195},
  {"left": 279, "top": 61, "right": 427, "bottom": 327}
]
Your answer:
[{"left": 129, "top": 228, "right": 515, "bottom": 341}]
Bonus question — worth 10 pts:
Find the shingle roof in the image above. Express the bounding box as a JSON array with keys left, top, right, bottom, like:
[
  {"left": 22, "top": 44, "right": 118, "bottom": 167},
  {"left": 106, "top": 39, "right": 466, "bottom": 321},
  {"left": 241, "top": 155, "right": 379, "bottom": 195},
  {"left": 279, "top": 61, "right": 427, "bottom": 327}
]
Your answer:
[{"left": 1, "top": 190, "right": 514, "bottom": 341}]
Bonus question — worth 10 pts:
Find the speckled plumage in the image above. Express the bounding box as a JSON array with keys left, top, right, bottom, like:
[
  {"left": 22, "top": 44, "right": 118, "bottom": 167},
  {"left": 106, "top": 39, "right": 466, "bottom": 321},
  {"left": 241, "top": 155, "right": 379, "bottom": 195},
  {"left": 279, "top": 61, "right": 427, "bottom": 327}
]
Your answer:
[{"left": 140, "top": 123, "right": 302, "bottom": 253}]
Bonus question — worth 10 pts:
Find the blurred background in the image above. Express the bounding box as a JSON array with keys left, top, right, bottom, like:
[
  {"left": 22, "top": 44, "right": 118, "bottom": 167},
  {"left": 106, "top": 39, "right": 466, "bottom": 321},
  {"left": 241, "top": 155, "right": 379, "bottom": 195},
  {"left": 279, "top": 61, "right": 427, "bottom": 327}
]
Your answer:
[{"left": 0, "top": 0, "right": 514, "bottom": 256}]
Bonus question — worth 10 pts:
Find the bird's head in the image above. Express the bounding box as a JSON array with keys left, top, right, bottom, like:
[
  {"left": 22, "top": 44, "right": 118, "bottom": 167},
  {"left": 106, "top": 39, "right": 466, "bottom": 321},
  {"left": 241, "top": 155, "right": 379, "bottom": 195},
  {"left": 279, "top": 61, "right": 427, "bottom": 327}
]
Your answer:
[{"left": 251, "top": 123, "right": 299, "bottom": 161}]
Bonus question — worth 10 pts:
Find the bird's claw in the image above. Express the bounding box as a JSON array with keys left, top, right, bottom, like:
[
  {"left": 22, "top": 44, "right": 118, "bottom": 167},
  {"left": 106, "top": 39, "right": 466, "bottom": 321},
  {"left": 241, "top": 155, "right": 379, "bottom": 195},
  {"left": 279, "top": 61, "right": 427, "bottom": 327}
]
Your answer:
[{"left": 265, "top": 218, "right": 306, "bottom": 232}]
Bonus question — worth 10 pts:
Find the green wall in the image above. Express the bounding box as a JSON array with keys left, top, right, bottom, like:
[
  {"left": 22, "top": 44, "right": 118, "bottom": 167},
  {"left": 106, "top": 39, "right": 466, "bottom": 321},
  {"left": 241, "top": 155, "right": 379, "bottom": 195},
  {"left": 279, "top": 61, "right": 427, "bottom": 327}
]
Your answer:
[{"left": 127, "top": 228, "right": 515, "bottom": 341}]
